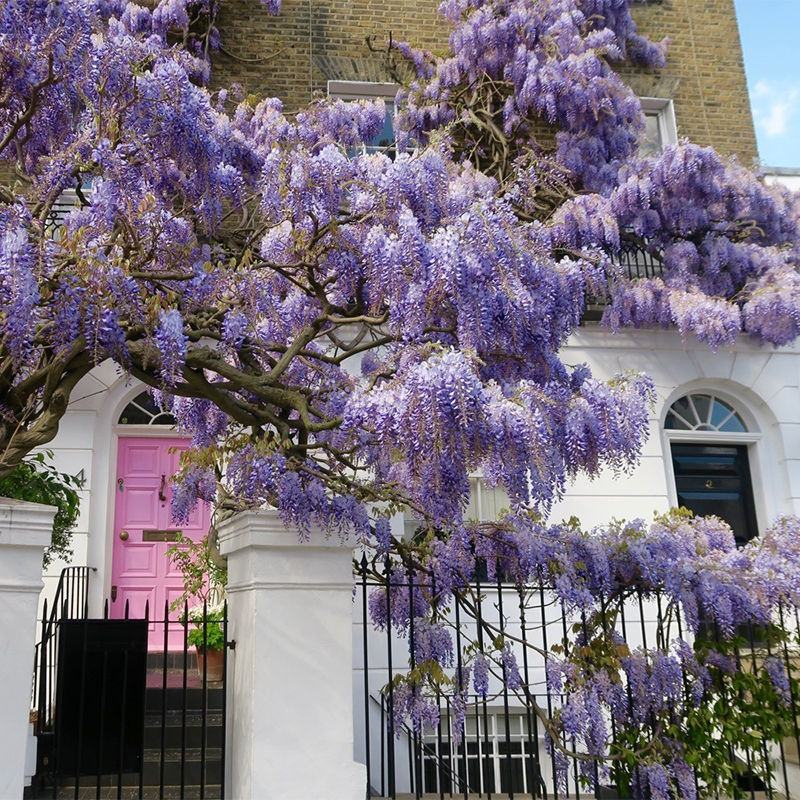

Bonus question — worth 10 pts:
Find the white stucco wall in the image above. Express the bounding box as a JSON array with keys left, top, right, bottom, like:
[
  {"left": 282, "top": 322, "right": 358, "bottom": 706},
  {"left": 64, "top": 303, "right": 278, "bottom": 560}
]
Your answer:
[
  {"left": 32, "top": 324, "right": 800, "bottom": 793},
  {"left": 38, "top": 326, "right": 800, "bottom": 611},
  {"left": 765, "top": 168, "right": 800, "bottom": 192}
]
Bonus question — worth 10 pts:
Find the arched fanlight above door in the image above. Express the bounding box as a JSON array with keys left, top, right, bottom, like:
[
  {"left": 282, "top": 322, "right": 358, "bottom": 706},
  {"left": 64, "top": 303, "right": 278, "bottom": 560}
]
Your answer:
[
  {"left": 664, "top": 393, "right": 747, "bottom": 433},
  {"left": 117, "top": 391, "right": 176, "bottom": 426}
]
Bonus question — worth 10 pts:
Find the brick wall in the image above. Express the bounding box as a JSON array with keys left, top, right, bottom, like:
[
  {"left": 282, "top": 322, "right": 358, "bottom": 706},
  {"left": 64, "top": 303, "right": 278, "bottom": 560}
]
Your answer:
[{"left": 212, "top": 0, "right": 758, "bottom": 164}]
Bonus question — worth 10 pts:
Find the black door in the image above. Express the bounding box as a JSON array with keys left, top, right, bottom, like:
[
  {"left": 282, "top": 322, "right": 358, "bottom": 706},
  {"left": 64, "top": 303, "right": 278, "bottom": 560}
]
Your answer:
[{"left": 670, "top": 442, "right": 758, "bottom": 546}]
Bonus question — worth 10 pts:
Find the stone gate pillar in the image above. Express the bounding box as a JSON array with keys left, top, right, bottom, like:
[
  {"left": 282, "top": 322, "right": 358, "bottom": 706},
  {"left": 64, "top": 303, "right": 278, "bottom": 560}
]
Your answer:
[
  {"left": 218, "top": 510, "right": 366, "bottom": 800},
  {"left": 0, "top": 499, "right": 56, "bottom": 798}
]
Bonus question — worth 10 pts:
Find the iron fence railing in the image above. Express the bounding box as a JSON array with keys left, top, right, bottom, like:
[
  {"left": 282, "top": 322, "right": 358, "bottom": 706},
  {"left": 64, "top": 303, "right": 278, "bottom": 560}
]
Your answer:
[
  {"left": 32, "top": 566, "right": 94, "bottom": 738},
  {"left": 29, "top": 595, "right": 229, "bottom": 800},
  {"left": 584, "top": 243, "right": 664, "bottom": 321},
  {"left": 355, "top": 555, "right": 800, "bottom": 800}
]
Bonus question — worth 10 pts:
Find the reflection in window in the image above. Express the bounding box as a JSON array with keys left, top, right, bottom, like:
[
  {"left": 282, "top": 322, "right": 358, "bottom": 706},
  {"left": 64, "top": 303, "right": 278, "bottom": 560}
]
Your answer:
[
  {"left": 328, "top": 81, "right": 398, "bottom": 157},
  {"left": 641, "top": 111, "right": 664, "bottom": 157},
  {"left": 118, "top": 391, "right": 176, "bottom": 426},
  {"left": 665, "top": 393, "right": 747, "bottom": 433},
  {"left": 365, "top": 99, "right": 395, "bottom": 154}
]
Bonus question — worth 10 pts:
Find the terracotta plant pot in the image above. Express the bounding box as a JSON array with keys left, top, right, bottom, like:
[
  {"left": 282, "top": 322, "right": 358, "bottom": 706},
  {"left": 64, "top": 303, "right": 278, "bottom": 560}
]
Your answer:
[{"left": 195, "top": 646, "right": 225, "bottom": 681}]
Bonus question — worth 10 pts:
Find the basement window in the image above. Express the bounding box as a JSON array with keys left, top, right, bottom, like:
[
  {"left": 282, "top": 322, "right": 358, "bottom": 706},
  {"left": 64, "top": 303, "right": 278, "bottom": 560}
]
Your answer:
[{"left": 327, "top": 80, "right": 398, "bottom": 155}]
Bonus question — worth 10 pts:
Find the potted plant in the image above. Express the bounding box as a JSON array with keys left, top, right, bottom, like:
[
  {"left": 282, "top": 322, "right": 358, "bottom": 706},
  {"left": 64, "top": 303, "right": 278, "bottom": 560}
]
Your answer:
[
  {"left": 186, "top": 602, "right": 226, "bottom": 681},
  {"left": 167, "top": 533, "right": 228, "bottom": 680}
]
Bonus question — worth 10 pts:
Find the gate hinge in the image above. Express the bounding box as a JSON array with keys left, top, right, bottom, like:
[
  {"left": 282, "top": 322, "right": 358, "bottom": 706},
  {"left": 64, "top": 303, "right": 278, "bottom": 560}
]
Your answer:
[{"left": 227, "top": 639, "right": 236, "bottom": 651}]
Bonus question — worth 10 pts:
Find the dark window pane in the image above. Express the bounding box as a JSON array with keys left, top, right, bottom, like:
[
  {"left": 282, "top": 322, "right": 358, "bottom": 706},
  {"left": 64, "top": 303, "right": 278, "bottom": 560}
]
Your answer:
[
  {"left": 665, "top": 411, "right": 691, "bottom": 430},
  {"left": 670, "top": 396, "right": 696, "bottom": 427},
  {"left": 118, "top": 391, "right": 175, "bottom": 426},
  {"left": 500, "top": 757, "right": 526, "bottom": 793},
  {"left": 151, "top": 412, "right": 177, "bottom": 426},
  {"left": 690, "top": 394, "right": 712, "bottom": 425},
  {"left": 117, "top": 403, "right": 152, "bottom": 425}
]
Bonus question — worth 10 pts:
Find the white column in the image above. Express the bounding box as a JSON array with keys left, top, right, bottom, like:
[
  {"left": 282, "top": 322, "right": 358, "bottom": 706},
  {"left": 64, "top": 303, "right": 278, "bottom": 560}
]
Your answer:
[
  {"left": 0, "top": 498, "right": 56, "bottom": 799},
  {"left": 218, "top": 510, "right": 366, "bottom": 800}
]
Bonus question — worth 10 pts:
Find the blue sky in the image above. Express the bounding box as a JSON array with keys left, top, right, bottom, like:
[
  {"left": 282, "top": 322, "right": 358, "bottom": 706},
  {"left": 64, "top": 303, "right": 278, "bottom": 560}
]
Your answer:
[{"left": 734, "top": 0, "right": 800, "bottom": 168}]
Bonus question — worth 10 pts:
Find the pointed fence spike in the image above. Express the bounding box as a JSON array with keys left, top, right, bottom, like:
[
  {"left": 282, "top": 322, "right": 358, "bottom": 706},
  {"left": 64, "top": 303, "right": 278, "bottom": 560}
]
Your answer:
[
  {"left": 103, "top": 598, "right": 109, "bottom": 619},
  {"left": 124, "top": 599, "right": 129, "bottom": 619},
  {"left": 144, "top": 599, "right": 150, "bottom": 621}
]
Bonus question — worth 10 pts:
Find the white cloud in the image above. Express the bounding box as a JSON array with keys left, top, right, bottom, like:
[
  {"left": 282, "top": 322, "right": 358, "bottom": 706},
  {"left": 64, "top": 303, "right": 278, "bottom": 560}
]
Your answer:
[
  {"left": 752, "top": 80, "right": 771, "bottom": 99},
  {"left": 751, "top": 80, "right": 800, "bottom": 139}
]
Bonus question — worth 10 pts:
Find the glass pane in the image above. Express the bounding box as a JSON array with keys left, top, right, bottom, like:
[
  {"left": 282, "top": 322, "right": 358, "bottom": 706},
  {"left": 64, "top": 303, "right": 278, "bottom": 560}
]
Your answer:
[
  {"left": 151, "top": 412, "right": 177, "bottom": 426},
  {"left": 709, "top": 398, "right": 734, "bottom": 429},
  {"left": 669, "top": 396, "right": 696, "bottom": 428},
  {"left": 665, "top": 411, "right": 691, "bottom": 430},
  {"left": 640, "top": 112, "right": 663, "bottom": 156},
  {"left": 690, "top": 394, "right": 713, "bottom": 425},
  {"left": 118, "top": 391, "right": 175, "bottom": 425},
  {"left": 117, "top": 402, "right": 152, "bottom": 425},
  {"left": 719, "top": 411, "right": 747, "bottom": 433},
  {"left": 365, "top": 101, "right": 395, "bottom": 154},
  {"left": 499, "top": 757, "right": 525, "bottom": 793}
]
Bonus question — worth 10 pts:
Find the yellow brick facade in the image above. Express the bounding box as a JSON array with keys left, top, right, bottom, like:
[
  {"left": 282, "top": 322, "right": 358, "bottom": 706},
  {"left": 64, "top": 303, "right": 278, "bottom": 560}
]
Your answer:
[{"left": 212, "top": 0, "right": 758, "bottom": 165}]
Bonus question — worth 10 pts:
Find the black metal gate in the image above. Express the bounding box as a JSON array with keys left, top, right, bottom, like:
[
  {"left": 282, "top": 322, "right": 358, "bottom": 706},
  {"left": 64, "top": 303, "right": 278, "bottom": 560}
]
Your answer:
[{"left": 30, "top": 570, "right": 229, "bottom": 800}]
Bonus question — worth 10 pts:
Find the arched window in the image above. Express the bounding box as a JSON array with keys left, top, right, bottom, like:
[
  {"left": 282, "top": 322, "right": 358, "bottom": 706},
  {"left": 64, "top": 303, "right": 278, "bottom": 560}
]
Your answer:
[
  {"left": 665, "top": 392, "right": 747, "bottom": 433},
  {"left": 117, "top": 391, "right": 176, "bottom": 426},
  {"left": 664, "top": 391, "right": 757, "bottom": 545}
]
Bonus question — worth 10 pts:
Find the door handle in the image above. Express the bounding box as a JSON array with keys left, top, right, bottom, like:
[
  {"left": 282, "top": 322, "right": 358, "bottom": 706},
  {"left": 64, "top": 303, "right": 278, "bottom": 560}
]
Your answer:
[
  {"left": 111, "top": 585, "right": 117, "bottom": 602},
  {"left": 119, "top": 530, "right": 129, "bottom": 541},
  {"left": 159, "top": 474, "right": 167, "bottom": 502}
]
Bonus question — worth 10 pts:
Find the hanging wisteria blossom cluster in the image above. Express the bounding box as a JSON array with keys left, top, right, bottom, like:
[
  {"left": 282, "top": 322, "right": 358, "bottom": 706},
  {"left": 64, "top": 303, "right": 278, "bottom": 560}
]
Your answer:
[{"left": 2, "top": 0, "right": 800, "bottom": 793}]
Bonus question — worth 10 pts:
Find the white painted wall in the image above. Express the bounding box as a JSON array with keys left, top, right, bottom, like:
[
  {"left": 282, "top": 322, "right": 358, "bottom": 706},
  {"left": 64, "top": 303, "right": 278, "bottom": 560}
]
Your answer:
[
  {"left": 765, "top": 168, "right": 800, "bottom": 192},
  {"left": 39, "top": 326, "right": 800, "bottom": 611},
  {"left": 0, "top": 500, "right": 56, "bottom": 798},
  {"left": 33, "top": 324, "right": 800, "bottom": 792}
]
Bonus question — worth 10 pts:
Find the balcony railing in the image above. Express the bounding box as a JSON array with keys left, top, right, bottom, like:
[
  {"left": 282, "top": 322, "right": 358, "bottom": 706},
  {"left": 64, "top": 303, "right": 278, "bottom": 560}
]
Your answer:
[{"left": 584, "top": 242, "right": 664, "bottom": 321}]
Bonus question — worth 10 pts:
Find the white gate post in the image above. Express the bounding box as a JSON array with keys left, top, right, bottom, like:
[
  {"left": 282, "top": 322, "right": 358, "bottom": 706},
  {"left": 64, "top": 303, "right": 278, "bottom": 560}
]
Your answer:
[
  {"left": 0, "top": 498, "right": 56, "bottom": 798},
  {"left": 218, "top": 510, "right": 367, "bottom": 800}
]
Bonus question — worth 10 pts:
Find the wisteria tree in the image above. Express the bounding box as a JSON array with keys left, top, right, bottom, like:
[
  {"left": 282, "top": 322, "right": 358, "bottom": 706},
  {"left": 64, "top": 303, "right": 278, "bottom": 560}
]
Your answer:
[{"left": 2, "top": 0, "right": 800, "bottom": 795}]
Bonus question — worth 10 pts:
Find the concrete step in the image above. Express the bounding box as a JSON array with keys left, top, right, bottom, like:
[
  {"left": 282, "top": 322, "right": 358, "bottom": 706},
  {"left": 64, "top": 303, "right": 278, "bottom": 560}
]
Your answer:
[{"left": 51, "top": 786, "right": 221, "bottom": 799}]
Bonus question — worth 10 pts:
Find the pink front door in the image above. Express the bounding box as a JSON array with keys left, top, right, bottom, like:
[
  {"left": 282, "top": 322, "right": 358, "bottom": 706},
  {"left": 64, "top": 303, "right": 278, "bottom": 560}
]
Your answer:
[{"left": 111, "top": 437, "right": 210, "bottom": 647}]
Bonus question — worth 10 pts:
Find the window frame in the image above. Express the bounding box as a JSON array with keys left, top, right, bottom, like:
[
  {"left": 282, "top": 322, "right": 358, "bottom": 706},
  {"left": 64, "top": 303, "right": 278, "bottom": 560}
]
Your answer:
[
  {"left": 640, "top": 97, "right": 678, "bottom": 154},
  {"left": 327, "top": 80, "right": 398, "bottom": 102},
  {"left": 420, "top": 709, "right": 536, "bottom": 796}
]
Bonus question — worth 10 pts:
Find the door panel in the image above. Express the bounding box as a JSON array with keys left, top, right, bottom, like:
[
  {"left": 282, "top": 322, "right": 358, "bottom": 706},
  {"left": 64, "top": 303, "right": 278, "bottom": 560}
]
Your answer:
[
  {"left": 670, "top": 442, "right": 758, "bottom": 545},
  {"left": 111, "top": 437, "right": 210, "bottom": 647}
]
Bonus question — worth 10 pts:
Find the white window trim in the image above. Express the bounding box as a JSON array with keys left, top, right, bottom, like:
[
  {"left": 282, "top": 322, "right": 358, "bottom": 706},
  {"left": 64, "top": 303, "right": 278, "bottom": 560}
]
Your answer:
[
  {"left": 327, "top": 80, "right": 398, "bottom": 101},
  {"left": 640, "top": 97, "right": 678, "bottom": 149}
]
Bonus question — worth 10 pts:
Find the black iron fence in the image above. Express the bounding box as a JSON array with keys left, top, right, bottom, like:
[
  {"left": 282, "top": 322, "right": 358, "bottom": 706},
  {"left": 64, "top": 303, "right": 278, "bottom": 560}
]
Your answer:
[
  {"left": 355, "top": 556, "right": 800, "bottom": 799},
  {"left": 584, "top": 243, "right": 664, "bottom": 321},
  {"left": 32, "top": 567, "right": 95, "bottom": 743},
  {"left": 29, "top": 594, "right": 229, "bottom": 800}
]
